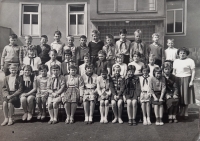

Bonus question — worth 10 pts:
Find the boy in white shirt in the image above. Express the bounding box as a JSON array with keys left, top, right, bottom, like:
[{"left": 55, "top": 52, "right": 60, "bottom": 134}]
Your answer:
[
  {"left": 165, "top": 39, "right": 178, "bottom": 62},
  {"left": 148, "top": 54, "right": 159, "bottom": 77}
]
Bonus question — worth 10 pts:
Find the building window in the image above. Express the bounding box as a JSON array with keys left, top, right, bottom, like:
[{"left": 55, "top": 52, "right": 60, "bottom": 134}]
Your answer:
[
  {"left": 66, "top": 3, "right": 87, "bottom": 36},
  {"left": 166, "top": 0, "right": 186, "bottom": 34},
  {"left": 97, "top": 0, "right": 156, "bottom": 13},
  {"left": 19, "top": 3, "right": 41, "bottom": 37}
]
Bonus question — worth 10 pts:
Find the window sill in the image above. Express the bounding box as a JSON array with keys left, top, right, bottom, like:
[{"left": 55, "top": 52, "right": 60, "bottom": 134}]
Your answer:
[
  {"left": 165, "top": 33, "right": 186, "bottom": 36},
  {"left": 18, "top": 36, "right": 41, "bottom": 39},
  {"left": 97, "top": 11, "right": 158, "bottom": 14}
]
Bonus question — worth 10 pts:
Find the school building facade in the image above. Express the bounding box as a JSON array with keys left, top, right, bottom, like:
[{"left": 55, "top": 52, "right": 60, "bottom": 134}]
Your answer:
[{"left": 0, "top": 0, "right": 200, "bottom": 65}]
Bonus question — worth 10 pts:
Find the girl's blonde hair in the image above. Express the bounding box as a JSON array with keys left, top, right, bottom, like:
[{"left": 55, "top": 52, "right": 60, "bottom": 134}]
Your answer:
[
  {"left": 152, "top": 33, "right": 159, "bottom": 38},
  {"left": 134, "top": 29, "right": 142, "bottom": 35},
  {"left": 167, "top": 39, "right": 174, "bottom": 43}
]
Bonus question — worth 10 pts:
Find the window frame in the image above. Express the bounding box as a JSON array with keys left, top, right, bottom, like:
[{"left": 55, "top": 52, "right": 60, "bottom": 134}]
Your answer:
[
  {"left": 165, "top": 0, "right": 187, "bottom": 36},
  {"left": 66, "top": 2, "right": 87, "bottom": 37},
  {"left": 19, "top": 2, "right": 41, "bottom": 37},
  {"left": 97, "top": 0, "right": 157, "bottom": 13}
]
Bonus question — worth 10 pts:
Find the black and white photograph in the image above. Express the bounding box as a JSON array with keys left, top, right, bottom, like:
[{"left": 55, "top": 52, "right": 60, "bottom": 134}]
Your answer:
[{"left": 0, "top": 0, "right": 199, "bottom": 141}]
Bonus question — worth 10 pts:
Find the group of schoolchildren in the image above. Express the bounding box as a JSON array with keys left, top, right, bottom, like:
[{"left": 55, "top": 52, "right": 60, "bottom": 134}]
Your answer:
[{"left": 1, "top": 28, "right": 196, "bottom": 127}]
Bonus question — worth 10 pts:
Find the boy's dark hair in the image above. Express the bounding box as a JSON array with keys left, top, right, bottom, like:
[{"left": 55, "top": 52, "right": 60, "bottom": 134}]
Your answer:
[
  {"left": 133, "top": 51, "right": 141, "bottom": 58},
  {"left": 177, "top": 47, "right": 190, "bottom": 56},
  {"left": 85, "top": 63, "right": 94, "bottom": 70},
  {"left": 91, "top": 30, "right": 100, "bottom": 35},
  {"left": 101, "top": 69, "right": 108, "bottom": 74},
  {"left": 80, "top": 35, "right": 87, "bottom": 39},
  {"left": 41, "top": 35, "right": 48, "bottom": 39},
  {"left": 54, "top": 30, "right": 62, "bottom": 36},
  {"left": 9, "top": 34, "right": 18, "bottom": 39},
  {"left": 153, "top": 67, "right": 162, "bottom": 77},
  {"left": 141, "top": 64, "right": 150, "bottom": 73},
  {"left": 119, "top": 29, "right": 127, "bottom": 35},
  {"left": 83, "top": 53, "right": 90, "bottom": 59},
  {"left": 127, "top": 65, "right": 136, "bottom": 72},
  {"left": 49, "top": 49, "right": 57, "bottom": 54},
  {"left": 69, "top": 64, "right": 77, "bottom": 70},
  {"left": 98, "top": 50, "right": 106, "bottom": 56},
  {"left": 51, "top": 64, "right": 60, "bottom": 70},
  {"left": 105, "top": 34, "right": 114, "bottom": 39},
  {"left": 162, "top": 60, "right": 173, "bottom": 70},
  {"left": 38, "top": 64, "right": 49, "bottom": 72},
  {"left": 63, "top": 49, "right": 72, "bottom": 56}
]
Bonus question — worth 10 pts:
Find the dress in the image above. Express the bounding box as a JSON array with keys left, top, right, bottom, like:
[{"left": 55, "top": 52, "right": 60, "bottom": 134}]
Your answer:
[
  {"left": 173, "top": 58, "right": 196, "bottom": 105},
  {"left": 35, "top": 75, "right": 49, "bottom": 98},
  {"left": 62, "top": 74, "right": 84, "bottom": 103}
]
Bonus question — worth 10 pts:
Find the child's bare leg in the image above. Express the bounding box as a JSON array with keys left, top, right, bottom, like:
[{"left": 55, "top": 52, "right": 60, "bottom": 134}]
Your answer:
[
  {"left": 8, "top": 103, "right": 14, "bottom": 125},
  {"left": 83, "top": 101, "right": 89, "bottom": 122},
  {"left": 100, "top": 100, "right": 105, "bottom": 123},
  {"left": 37, "top": 97, "right": 43, "bottom": 113},
  {"left": 154, "top": 105, "right": 159, "bottom": 125},
  {"left": 127, "top": 99, "right": 132, "bottom": 120},
  {"left": 1, "top": 101, "right": 9, "bottom": 126},
  {"left": 27, "top": 95, "right": 35, "bottom": 121},
  {"left": 70, "top": 103, "right": 77, "bottom": 122},
  {"left": 64, "top": 102, "right": 70, "bottom": 122},
  {"left": 168, "top": 107, "right": 173, "bottom": 121},
  {"left": 41, "top": 97, "right": 47, "bottom": 119},
  {"left": 53, "top": 101, "right": 59, "bottom": 122},
  {"left": 146, "top": 102, "right": 151, "bottom": 124},
  {"left": 48, "top": 102, "right": 54, "bottom": 122},
  {"left": 184, "top": 105, "right": 189, "bottom": 116},
  {"left": 159, "top": 105, "right": 164, "bottom": 125},
  {"left": 132, "top": 100, "right": 137, "bottom": 119},
  {"left": 104, "top": 100, "right": 109, "bottom": 123},
  {"left": 89, "top": 101, "right": 95, "bottom": 122},
  {"left": 117, "top": 99, "right": 123, "bottom": 123},
  {"left": 141, "top": 102, "right": 146, "bottom": 119},
  {"left": 21, "top": 97, "right": 28, "bottom": 120},
  {"left": 111, "top": 100, "right": 118, "bottom": 123}
]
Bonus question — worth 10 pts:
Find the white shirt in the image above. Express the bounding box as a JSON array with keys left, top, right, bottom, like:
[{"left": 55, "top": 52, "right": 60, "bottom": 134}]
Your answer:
[
  {"left": 8, "top": 75, "right": 16, "bottom": 91},
  {"left": 112, "top": 63, "right": 127, "bottom": 78},
  {"left": 23, "top": 56, "right": 41, "bottom": 71},
  {"left": 165, "top": 47, "right": 178, "bottom": 61},
  {"left": 148, "top": 64, "right": 159, "bottom": 77},
  {"left": 173, "top": 58, "right": 195, "bottom": 77},
  {"left": 45, "top": 60, "right": 61, "bottom": 75},
  {"left": 79, "top": 64, "right": 86, "bottom": 76},
  {"left": 128, "top": 61, "right": 144, "bottom": 75}
]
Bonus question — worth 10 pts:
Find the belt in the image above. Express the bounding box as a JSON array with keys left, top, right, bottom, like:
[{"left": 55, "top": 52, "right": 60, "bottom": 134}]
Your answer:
[{"left": 142, "top": 91, "right": 147, "bottom": 93}]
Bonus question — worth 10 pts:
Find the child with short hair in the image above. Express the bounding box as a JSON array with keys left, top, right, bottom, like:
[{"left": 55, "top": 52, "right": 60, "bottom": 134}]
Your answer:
[
  {"left": 102, "top": 34, "right": 116, "bottom": 68},
  {"left": 95, "top": 50, "right": 111, "bottom": 76},
  {"left": 148, "top": 54, "right": 159, "bottom": 77},
  {"left": 110, "top": 65, "right": 125, "bottom": 124},
  {"left": 63, "top": 36, "right": 78, "bottom": 64},
  {"left": 47, "top": 64, "right": 65, "bottom": 124},
  {"left": 130, "top": 29, "right": 147, "bottom": 63},
  {"left": 23, "top": 48, "right": 42, "bottom": 76},
  {"left": 163, "top": 62, "right": 179, "bottom": 123},
  {"left": 77, "top": 35, "right": 89, "bottom": 66},
  {"left": 1, "top": 64, "right": 22, "bottom": 126},
  {"left": 61, "top": 50, "right": 73, "bottom": 76},
  {"left": 139, "top": 65, "right": 151, "bottom": 125},
  {"left": 165, "top": 39, "right": 178, "bottom": 62},
  {"left": 51, "top": 31, "right": 65, "bottom": 62},
  {"left": 20, "top": 35, "right": 37, "bottom": 66},
  {"left": 81, "top": 64, "right": 98, "bottom": 124},
  {"left": 62, "top": 65, "right": 84, "bottom": 124},
  {"left": 37, "top": 35, "right": 51, "bottom": 64},
  {"left": 79, "top": 53, "right": 90, "bottom": 76},
  {"left": 35, "top": 64, "right": 49, "bottom": 120},
  {"left": 97, "top": 69, "right": 112, "bottom": 123},
  {"left": 148, "top": 67, "right": 166, "bottom": 126},
  {"left": 20, "top": 65, "right": 36, "bottom": 121},
  {"left": 88, "top": 30, "right": 104, "bottom": 64},
  {"left": 45, "top": 49, "right": 61, "bottom": 75},
  {"left": 115, "top": 29, "right": 131, "bottom": 64},
  {"left": 124, "top": 65, "right": 141, "bottom": 126},
  {"left": 1, "top": 34, "right": 20, "bottom": 76},
  {"left": 112, "top": 54, "right": 127, "bottom": 78},
  {"left": 147, "top": 33, "right": 165, "bottom": 67},
  {"left": 128, "top": 51, "right": 144, "bottom": 76}
]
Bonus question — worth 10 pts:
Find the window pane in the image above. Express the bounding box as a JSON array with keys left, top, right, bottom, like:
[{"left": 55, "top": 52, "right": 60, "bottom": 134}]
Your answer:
[
  {"left": 167, "top": 11, "right": 174, "bottom": 33},
  {"left": 78, "top": 25, "right": 84, "bottom": 35},
  {"left": 69, "top": 25, "right": 76, "bottom": 35},
  {"left": 32, "top": 15, "right": 38, "bottom": 24},
  {"left": 70, "top": 15, "right": 76, "bottom": 25},
  {"left": 70, "top": 5, "right": 84, "bottom": 11},
  {"left": 118, "top": 0, "right": 135, "bottom": 11},
  {"left": 78, "top": 14, "right": 84, "bottom": 25},
  {"left": 23, "top": 24, "right": 30, "bottom": 35},
  {"left": 24, "top": 5, "right": 38, "bottom": 12},
  {"left": 32, "top": 24, "right": 39, "bottom": 35},
  {"left": 98, "top": 0, "right": 114, "bottom": 12},
  {"left": 138, "top": 0, "right": 156, "bottom": 11},
  {"left": 23, "top": 14, "right": 30, "bottom": 24},
  {"left": 167, "top": 1, "right": 183, "bottom": 9},
  {"left": 175, "top": 10, "right": 183, "bottom": 32}
]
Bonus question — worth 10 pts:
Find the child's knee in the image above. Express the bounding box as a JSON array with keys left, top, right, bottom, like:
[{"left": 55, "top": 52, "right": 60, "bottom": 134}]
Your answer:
[
  {"left": 132, "top": 100, "right": 137, "bottom": 107},
  {"left": 111, "top": 100, "right": 116, "bottom": 106},
  {"left": 100, "top": 100, "right": 105, "bottom": 106},
  {"left": 3, "top": 101, "right": 8, "bottom": 106},
  {"left": 48, "top": 103, "right": 53, "bottom": 109},
  {"left": 20, "top": 97, "right": 27, "bottom": 103},
  {"left": 105, "top": 100, "right": 109, "bottom": 106}
]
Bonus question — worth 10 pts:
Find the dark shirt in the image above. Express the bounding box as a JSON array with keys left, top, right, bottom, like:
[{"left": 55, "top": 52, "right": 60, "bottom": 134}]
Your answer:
[
  {"left": 124, "top": 77, "right": 141, "bottom": 98},
  {"left": 88, "top": 41, "right": 104, "bottom": 56},
  {"left": 21, "top": 75, "right": 35, "bottom": 93},
  {"left": 164, "top": 74, "right": 178, "bottom": 96},
  {"left": 37, "top": 44, "right": 51, "bottom": 64},
  {"left": 110, "top": 75, "right": 125, "bottom": 96},
  {"left": 95, "top": 59, "right": 110, "bottom": 76}
]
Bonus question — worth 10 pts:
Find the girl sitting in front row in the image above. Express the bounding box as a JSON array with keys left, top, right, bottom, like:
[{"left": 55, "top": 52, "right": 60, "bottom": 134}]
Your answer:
[
  {"left": 124, "top": 65, "right": 141, "bottom": 126},
  {"left": 139, "top": 65, "right": 151, "bottom": 125},
  {"left": 148, "top": 67, "right": 166, "bottom": 126}
]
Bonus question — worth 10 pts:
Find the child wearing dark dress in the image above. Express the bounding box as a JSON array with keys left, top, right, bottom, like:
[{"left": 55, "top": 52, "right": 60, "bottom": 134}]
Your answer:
[
  {"left": 1, "top": 64, "right": 23, "bottom": 126},
  {"left": 148, "top": 67, "right": 166, "bottom": 126},
  {"left": 124, "top": 65, "right": 141, "bottom": 126},
  {"left": 163, "top": 61, "right": 179, "bottom": 123}
]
